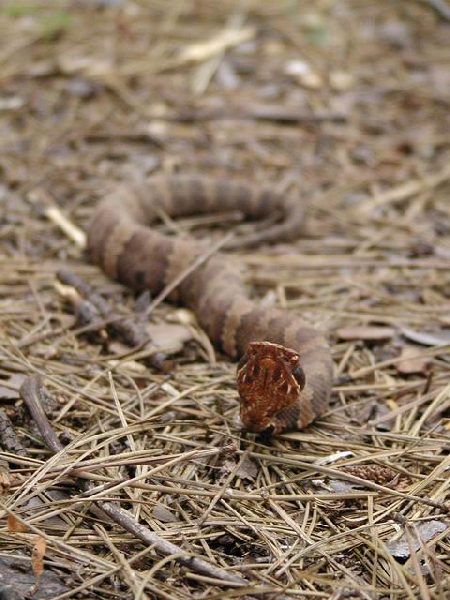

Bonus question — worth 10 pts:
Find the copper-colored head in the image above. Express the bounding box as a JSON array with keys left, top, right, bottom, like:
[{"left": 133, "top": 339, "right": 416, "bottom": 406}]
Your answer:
[{"left": 237, "top": 341, "right": 305, "bottom": 433}]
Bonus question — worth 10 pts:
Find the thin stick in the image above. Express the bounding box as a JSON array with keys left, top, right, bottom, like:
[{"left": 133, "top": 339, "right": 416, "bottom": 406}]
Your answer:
[{"left": 144, "top": 231, "right": 235, "bottom": 316}]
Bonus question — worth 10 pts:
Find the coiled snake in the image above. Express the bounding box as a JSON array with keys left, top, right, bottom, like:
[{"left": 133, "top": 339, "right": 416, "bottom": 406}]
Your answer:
[{"left": 88, "top": 176, "right": 333, "bottom": 434}]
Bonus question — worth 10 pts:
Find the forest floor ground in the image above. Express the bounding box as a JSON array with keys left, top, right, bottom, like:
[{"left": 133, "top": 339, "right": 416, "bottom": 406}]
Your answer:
[{"left": 1, "top": 1, "right": 450, "bottom": 598}]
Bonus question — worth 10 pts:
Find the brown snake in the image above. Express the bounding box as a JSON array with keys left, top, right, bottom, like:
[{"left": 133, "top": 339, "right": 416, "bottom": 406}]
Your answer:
[{"left": 88, "top": 176, "right": 333, "bottom": 434}]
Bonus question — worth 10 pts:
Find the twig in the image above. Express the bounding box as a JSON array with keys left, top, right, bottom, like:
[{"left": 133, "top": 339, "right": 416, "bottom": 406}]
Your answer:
[
  {"left": 45, "top": 206, "right": 87, "bottom": 249},
  {"left": 144, "top": 231, "right": 235, "bottom": 316},
  {"left": 19, "top": 375, "right": 247, "bottom": 587},
  {"left": 159, "top": 105, "right": 345, "bottom": 123}
]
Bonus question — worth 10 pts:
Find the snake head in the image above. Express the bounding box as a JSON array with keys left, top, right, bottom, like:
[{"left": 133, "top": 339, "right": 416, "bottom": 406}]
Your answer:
[{"left": 237, "top": 341, "right": 305, "bottom": 433}]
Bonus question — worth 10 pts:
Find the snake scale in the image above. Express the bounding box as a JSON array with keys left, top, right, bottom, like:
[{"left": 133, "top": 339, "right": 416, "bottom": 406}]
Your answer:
[{"left": 88, "top": 176, "right": 333, "bottom": 434}]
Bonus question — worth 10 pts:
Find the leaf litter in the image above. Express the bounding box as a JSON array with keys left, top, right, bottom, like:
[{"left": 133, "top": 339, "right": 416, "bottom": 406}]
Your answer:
[{"left": 1, "top": 1, "right": 450, "bottom": 598}]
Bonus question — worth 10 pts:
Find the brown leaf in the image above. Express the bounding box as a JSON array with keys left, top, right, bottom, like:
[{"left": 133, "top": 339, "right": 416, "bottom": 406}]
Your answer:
[
  {"left": 336, "top": 327, "right": 395, "bottom": 341},
  {"left": 31, "top": 536, "right": 46, "bottom": 579},
  {"left": 396, "top": 345, "right": 430, "bottom": 375},
  {"left": 236, "top": 456, "right": 258, "bottom": 481},
  {"left": 146, "top": 323, "right": 192, "bottom": 353},
  {"left": 7, "top": 513, "right": 28, "bottom": 532}
]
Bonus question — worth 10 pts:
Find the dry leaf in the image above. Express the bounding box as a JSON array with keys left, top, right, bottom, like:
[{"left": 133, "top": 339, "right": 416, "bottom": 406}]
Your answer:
[
  {"left": 387, "top": 521, "right": 448, "bottom": 558},
  {"left": 153, "top": 504, "right": 177, "bottom": 523},
  {"left": 31, "top": 536, "right": 46, "bottom": 579},
  {"left": 236, "top": 456, "right": 258, "bottom": 481},
  {"left": 0, "top": 385, "right": 20, "bottom": 400},
  {"left": 146, "top": 323, "right": 192, "bottom": 353},
  {"left": 311, "top": 477, "right": 357, "bottom": 493},
  {"left": 327, "top": 479, "right": 357, "bottom": 493},
  {"left": 0, "top": 373, "right": 27, "bottom": 399},
  {"left": 337, "top": 327, "right": 395, "bottom": 341},
  {"left": 403, "top": 329, "right": 450, "bottom": 346},
  {"left": 396, "top": 345, "right": 430, "bottom": 374},
  {"left": 7, "top": 514, "right": 28, "bottom": 533}
]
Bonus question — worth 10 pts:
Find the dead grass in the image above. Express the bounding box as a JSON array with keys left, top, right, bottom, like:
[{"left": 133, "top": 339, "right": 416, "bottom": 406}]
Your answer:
[{"left": 1, "top": 0, "right": 450, "bottom": 598}]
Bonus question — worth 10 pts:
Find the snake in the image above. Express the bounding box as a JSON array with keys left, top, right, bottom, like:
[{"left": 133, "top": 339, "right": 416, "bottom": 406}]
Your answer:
[{"left": 88, "top": 175, "right": 333, "bottom": 434}]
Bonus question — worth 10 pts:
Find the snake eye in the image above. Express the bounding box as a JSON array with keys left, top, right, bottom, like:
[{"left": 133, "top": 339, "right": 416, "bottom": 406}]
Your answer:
[{"left": 292, "top": 364, "right": 306, "bottom": 390}]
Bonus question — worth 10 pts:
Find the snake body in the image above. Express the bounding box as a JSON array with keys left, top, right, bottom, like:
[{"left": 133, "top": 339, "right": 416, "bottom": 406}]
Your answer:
[{"left": 88, "top": 176, "right": 332, "bottom": 433}]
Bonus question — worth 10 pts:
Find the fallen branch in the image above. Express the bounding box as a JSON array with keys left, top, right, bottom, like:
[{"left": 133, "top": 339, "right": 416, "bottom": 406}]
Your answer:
[{"left": 19, "top": 375, "right": 247, "bottom": 587}]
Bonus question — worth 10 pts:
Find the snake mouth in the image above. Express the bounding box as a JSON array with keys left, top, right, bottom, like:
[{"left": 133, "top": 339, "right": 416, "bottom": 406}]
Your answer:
[
  {"left": 259, "top": 424, "right": 275, "bottom": 439},
  {"left": 239, "top": 421, "right": 275, "bottom": 440}
]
